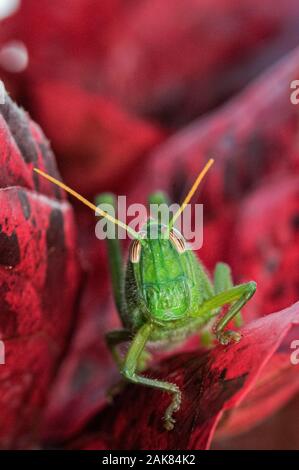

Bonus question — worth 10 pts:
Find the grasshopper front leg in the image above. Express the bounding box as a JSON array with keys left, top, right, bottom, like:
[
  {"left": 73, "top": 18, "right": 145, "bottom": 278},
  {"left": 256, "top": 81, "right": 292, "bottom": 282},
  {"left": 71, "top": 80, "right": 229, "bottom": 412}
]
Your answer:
[
  {"left": 213, "top": 281, "right": 256, "bottom": 345},
  {"left": 122, "top": 322, "right": 182, "bottom": 431},
  {"left": 191, "top": 281, "right": 256, "bottom": 345},
  {"left": 214, "top": 262, "right": 243, "bottom": 328}
]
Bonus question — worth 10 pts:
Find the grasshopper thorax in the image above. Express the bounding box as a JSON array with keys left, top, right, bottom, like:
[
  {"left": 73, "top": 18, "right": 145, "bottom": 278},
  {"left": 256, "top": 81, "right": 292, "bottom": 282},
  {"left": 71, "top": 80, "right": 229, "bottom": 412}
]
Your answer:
[{"left": 130, "top": 220, "right": 191, "bottom": 324}]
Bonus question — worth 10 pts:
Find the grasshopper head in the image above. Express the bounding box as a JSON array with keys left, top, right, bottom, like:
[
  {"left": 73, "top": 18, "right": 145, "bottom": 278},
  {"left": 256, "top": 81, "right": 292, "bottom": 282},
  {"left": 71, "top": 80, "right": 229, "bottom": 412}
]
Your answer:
[{"left": 130, "top": 220, "right": 191, "bottom": 323}]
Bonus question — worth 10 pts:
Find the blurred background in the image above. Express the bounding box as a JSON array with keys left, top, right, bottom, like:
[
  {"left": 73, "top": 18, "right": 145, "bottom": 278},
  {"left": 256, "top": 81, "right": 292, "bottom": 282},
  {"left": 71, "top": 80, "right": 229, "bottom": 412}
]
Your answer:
[{"left": 1, "top": 0, "right": 299, "bottom": 449}]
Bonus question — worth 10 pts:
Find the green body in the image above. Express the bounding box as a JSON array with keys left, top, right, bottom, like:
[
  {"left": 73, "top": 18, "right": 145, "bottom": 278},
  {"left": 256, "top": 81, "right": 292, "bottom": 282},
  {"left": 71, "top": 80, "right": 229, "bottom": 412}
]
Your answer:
[
  {"left": 123, "top": 221, "right": 215, "bottom": 343},
  {"left": 97, "top": 193, "right": 256, "bottom": 431}
]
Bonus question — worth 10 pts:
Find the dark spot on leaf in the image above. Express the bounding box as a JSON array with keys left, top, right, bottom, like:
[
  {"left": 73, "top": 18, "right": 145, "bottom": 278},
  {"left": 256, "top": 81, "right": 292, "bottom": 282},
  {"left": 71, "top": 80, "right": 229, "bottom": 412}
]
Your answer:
[
  {"left": 0, "top": 226, "right": 21, "bottom": 267},
  {"left": 224, "top": 133, "right": 268, "bottom": 200},
  {"left": 0, "top": 283, "right": 17, "bottom": 337},
  {"left": 271, "top": 284, "right": 285, "bottom": 301},
  {"left": 71, "top": 362, "right": 95, "bottom": 393},
  {"left": 43, "top": 208, "right": 66, "bottom": 312},
  {"left": 265, "top": 257, "right": 279, "bottom": 273},
  {"left": 193, "top": 368, "right": 248, "bottom": 427},
  {"left": 236, "top": 344, "right": 249, "bottom": 354},
  {"left": 143, "top": 82, "right": 186, "bottom": 127},
  {"left": 46, "top": 209, "right": 65, "bottom": 252},
  {"left": 219, "top": 368, "right": 227, "bottom": 381},
  {"left": 244, "top": 133, "right": 268, "bottom": 185},
  {"left": 17, "top": 190, "right": 31, "bottom": 220},
  {"left": 290, "top": 213, "right": 299, "bottom": 231},
  {"left": 38, "top": 142, "right": 62, "bottom": 200}
]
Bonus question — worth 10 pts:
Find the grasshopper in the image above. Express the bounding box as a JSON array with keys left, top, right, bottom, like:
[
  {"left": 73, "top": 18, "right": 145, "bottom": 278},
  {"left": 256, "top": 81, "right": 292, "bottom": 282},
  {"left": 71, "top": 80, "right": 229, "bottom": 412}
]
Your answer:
[{"left": 34, "top": 159, "right": 256, "bottom": 431}]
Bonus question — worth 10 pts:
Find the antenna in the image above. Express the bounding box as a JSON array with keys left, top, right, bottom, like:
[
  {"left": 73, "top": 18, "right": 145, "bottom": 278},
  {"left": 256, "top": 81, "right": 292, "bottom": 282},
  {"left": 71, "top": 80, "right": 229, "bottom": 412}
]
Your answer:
[
  {"left": 33, "top": 168, "right": 140, "bottom": 240},
  {"left": 168, "top": 158, "right": 214, "bottom": 230}
]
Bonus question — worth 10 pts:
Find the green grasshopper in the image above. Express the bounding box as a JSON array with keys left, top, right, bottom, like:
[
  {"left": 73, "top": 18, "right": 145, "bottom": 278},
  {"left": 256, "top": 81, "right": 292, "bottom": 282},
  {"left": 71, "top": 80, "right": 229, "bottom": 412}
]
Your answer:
[{"left": 34, "top": 160, "right": 256, "bottom": 431}]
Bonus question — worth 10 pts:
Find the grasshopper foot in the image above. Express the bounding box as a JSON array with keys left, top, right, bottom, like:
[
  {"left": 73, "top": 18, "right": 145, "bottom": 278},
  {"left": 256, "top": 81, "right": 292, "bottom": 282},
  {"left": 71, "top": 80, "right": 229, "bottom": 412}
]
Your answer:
[
  {"left": 163, "top": 388, "right": 182, "bottom": 431},
  {"left": 216, "top": 330, "right": 242, "bottom": 346},
  {"left": 164, "top": 416, "right": 176, "bottom": 431}
]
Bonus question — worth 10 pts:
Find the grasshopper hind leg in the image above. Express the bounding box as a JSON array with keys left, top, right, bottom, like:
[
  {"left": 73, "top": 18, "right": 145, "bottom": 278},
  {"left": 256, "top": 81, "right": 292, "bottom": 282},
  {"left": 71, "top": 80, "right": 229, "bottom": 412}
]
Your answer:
[{"left": 95, "top": 193, "right": 127, "bottom": 325}]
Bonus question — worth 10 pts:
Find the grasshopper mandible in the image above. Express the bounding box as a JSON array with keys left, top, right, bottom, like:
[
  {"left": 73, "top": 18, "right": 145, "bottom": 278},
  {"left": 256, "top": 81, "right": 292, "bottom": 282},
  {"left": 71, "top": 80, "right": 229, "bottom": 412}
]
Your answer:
[{"left": 34, "top": 159, "right": 256, "bottom": 431}]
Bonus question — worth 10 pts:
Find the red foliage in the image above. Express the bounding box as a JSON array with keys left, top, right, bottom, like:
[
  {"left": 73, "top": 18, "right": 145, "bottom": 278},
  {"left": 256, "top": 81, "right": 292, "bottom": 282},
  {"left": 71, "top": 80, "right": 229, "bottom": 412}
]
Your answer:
[
  {"left": 2, "top": 0, "right": 299, "bottom": 125},
  {"left": 0, "top": 93, "right": 80, "bottom": 448}
]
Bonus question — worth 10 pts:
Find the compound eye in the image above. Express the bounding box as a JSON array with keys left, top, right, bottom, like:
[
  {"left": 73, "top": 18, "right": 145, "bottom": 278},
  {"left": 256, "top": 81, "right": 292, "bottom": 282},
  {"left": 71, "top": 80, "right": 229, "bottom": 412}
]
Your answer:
[
  {"left": 129, "top": 239, "right": 142, "bottom": 263},
  {"left": 169, "top": 228, "right": 186, "bottom": 254},
  {"left": 129, "top": 231, "right": 146, "bottom": 263}
]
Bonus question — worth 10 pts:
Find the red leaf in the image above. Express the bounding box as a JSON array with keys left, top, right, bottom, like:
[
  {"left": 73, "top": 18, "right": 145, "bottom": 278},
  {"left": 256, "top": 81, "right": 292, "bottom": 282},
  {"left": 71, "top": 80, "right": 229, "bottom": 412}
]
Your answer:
[
  {"left": 99, "top": 0, "right": 299, "bottom": 122},
  {"left": 213, "top": 393, "right": 299, "bottom": 449},
  {"left": 0, "top": 95, "right": 65, "bottom": 199},
  {"left": 29, "top": 81, "right": 164, "bottom": 195},
  {"left": 230, "top": 176, "right": 299, "bottom": 320},
  {"left": 215, "top": 353, "right": 299, "bottom": 439},
  {"left": 40, "top": 293, "right": 119, "bottom": 444},
  {"left": 0, "top": 92, "right": 80, "bottom": 448},
  {"left": 134, "top": 45, "right": 299, "bottom": 210},
  {"left": 66, "top": 302, "right": 299, "bottom": 450}
]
